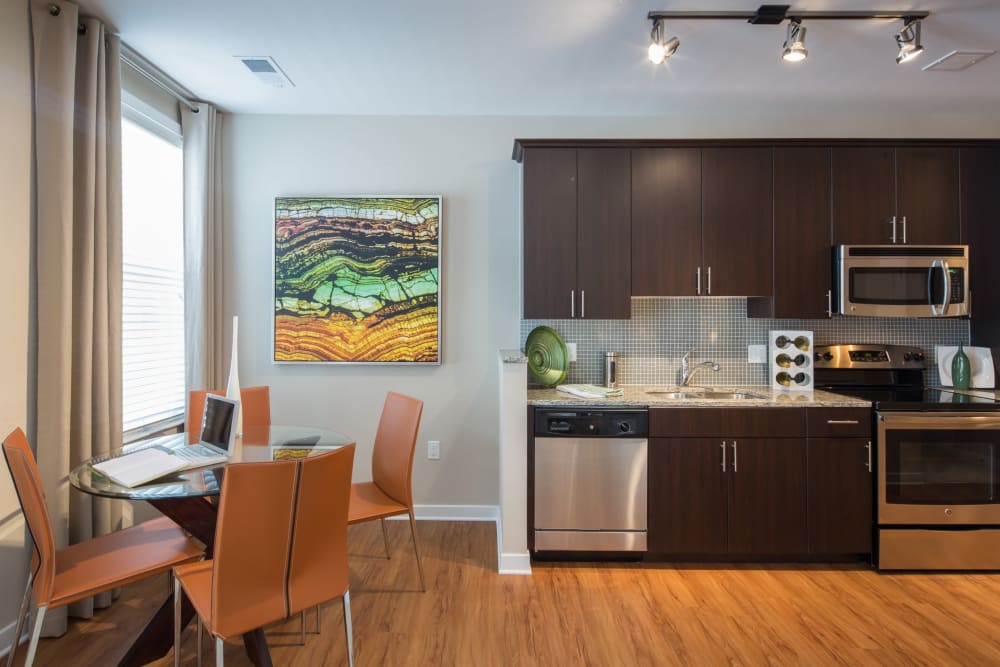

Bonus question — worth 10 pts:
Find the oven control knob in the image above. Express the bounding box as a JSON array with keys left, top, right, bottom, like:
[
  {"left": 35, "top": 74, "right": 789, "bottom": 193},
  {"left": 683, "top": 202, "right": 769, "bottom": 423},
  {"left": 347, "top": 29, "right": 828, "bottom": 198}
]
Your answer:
[
  {"left": 944, "top": 508, "right": 953, "bottom": 517},
  {"left": 903, "top": 353, "right": 912, "bottom": 361},
  {"left": 822, "top": 352, "right": 833, "bottom": 362},
  {"left": 914, "top": 352, "right": 925, "bottom": 361},
  {"left": 618, "top": 421, "right": 631, "bottom": 433}
]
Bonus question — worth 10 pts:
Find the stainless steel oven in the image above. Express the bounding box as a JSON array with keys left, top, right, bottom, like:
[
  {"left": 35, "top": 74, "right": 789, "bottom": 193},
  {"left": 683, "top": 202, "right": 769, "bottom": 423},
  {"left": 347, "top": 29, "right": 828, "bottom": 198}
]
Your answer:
[
  {"left": 836, "top": 245, "right": 969, "bottom": 317},
  {"left": 877, "top": 411, "right": 1000, "bottom": 570}
]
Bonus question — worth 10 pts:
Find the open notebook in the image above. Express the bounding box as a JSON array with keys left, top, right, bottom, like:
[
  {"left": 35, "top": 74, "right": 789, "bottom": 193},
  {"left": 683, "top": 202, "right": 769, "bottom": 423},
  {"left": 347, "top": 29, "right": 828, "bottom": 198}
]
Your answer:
[{"left": 92, "top": 395, "right": 240, "bottom": 487}]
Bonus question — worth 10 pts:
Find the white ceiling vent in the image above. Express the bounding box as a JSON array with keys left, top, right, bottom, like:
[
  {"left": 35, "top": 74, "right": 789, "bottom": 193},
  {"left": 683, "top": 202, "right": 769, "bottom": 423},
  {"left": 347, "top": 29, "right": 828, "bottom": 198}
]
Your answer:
[
  {"left": 922, "top": 50, "right": 996, "bottom": 72},
  {"left": 235, "top": 56, "right": 294, "bottom": 87}
]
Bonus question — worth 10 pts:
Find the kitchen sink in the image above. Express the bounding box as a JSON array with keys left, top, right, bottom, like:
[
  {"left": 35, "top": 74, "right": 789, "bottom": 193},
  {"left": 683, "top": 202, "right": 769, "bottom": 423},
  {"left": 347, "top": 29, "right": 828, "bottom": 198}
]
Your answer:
[{"left": 646, "top": 390, "right": 767, "bottom": 400}]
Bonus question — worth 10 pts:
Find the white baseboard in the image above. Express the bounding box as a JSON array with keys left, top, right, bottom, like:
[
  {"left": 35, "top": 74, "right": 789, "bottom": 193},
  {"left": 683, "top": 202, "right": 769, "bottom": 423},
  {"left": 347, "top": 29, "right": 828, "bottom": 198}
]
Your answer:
[
  {"left": 0, "top": 618, "right": 27, "bottom": 660},
  {"left": 498, "top": 552, "right": 532, "bottom": 575},
  {"left": 385, "top": 504, "right": 500, "bottom": 522}
]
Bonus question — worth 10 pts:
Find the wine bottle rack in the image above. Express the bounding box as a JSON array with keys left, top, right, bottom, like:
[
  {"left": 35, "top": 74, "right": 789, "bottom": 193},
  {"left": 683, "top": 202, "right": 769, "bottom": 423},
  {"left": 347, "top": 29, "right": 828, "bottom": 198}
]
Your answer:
[{"left": 769, "top": 330, "right": 814, "bottom": 391}]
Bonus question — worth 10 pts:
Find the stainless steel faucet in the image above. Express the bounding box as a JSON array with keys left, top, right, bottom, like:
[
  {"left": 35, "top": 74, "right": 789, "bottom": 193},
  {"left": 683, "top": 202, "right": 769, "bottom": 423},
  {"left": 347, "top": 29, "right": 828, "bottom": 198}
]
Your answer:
[{"left": 681, "top": 350, "right": 721, "bottom": 386}]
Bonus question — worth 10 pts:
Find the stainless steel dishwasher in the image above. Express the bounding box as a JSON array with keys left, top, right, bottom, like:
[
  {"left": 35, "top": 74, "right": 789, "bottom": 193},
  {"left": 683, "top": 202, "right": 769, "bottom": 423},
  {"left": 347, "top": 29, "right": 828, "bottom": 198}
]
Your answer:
[{"left": 533, "top": 409, "right": 648, "bottom": 552}]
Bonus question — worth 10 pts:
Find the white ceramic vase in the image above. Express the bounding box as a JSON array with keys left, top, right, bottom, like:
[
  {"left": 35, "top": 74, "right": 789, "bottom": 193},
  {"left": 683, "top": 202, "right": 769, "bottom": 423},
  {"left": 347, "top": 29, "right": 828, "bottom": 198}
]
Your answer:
[{"left": 226, "top": 315, "right": 243, "bottom": 436}]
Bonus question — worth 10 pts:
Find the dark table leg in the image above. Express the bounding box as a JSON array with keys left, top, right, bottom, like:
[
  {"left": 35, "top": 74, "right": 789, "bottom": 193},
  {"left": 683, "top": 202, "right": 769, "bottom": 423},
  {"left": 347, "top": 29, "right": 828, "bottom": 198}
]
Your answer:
[
  {"left": 242, "top": 628, "right": 274, "bottom": 667},
  {"left": 118, "top": 592, "right": 195, "bottom": 667}
]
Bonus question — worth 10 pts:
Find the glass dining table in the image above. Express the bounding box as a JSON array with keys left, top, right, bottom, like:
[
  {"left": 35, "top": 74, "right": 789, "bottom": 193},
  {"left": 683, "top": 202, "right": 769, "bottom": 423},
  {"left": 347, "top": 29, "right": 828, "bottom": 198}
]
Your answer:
[{"left": 70, "top": 425, "right": 353, "bottom": 667}]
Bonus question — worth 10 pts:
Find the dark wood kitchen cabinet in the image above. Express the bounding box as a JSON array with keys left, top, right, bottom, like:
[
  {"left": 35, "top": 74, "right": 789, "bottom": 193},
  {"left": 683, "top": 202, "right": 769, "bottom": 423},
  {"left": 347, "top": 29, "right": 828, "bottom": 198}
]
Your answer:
[
  {"left": 632, "top": 147, "right": 772, "bottom": 297},
  {"left": 964, "top": 147, "right": 1000, "bottom": 373},
  {"left": 832, "top": 146, "right": 960, "bottom": 245},
  {"left": 807, "top": 438, "right": 873, "bottom": 554},
  {"left": 647, "top": 409, "right": 807, "bottom": 556},
  {"left": 749, "top": 147, "right": 833, "bottom": 319},
  {"left": 522, "top": 147, "right": 630, "bottom": 319}
]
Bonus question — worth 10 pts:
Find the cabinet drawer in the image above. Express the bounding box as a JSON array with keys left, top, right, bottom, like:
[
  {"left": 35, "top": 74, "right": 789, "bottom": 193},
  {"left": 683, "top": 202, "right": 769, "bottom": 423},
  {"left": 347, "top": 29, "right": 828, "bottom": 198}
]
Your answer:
[
  {"left": 650, "top": 408, "right": 805, "bottom": 438},
  {"left": 807, "top": 408, "right": 872, "bottom": 437}
]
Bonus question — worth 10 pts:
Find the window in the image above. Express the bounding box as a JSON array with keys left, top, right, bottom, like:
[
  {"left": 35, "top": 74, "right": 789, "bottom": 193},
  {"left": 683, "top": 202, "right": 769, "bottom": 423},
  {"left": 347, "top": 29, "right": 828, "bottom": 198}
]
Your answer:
[{"left": 121, "top": 114, "right": 185, "bottom": 436}]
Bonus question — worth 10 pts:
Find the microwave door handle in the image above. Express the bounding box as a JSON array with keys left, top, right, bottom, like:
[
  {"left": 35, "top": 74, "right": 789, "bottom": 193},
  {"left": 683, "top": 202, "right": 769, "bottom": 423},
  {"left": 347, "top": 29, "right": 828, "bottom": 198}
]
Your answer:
[{"left": 928, "top": 260, "right": 950, "bottom": 316}]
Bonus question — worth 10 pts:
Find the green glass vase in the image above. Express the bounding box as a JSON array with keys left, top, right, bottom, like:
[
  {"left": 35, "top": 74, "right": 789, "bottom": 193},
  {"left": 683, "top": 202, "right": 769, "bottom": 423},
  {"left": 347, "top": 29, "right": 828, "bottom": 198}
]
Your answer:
[{"left": 951, "top": 344, "right": 971, "bottom": 391}]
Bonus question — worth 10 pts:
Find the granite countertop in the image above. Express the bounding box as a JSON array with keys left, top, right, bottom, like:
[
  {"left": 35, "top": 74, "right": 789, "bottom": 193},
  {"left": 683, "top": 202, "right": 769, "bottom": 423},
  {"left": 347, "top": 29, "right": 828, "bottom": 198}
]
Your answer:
[{"left": 527, "top": 385, "right": 871, "bottom": 408}]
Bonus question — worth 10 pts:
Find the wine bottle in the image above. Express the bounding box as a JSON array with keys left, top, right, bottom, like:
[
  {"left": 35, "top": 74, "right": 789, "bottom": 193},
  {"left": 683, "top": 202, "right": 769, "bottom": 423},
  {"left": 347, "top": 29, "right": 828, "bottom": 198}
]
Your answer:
[
  {"left": 793, "top": 336, "right": 810, "bottom": 351},
  {"left": 792, "top": 354, "right": 808, "bottom": 367},
  {"left": 775, "top": 335, "right": 790, "bottom": 348},
  {"left": 776, "top": 354, "right": 792, "bottom": 368},
  {"left": 776, "top": 372, "right": 793, "bottom": 386},
  {"left": 952, "top": 344, "right": 971, "bottom": 390},
  {"left": 793, "top": 372, "right": 809, "bottom": 385}
]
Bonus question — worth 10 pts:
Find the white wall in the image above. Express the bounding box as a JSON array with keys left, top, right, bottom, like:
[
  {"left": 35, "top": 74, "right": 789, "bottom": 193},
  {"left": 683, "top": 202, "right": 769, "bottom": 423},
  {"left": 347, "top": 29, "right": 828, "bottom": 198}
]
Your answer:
[
  {"left": 0, "top": 0, "right": 33, "bottom": 648},
  {"left": 225, "top": 109, "right": 1000, "bottom": 507}
]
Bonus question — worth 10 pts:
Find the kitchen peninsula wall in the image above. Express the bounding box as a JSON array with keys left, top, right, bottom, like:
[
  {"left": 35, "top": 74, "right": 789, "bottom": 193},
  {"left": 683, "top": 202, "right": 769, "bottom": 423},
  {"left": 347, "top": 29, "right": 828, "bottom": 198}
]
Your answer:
[{"left": 521, "top": 297, "right": 969, "bottom": 386}]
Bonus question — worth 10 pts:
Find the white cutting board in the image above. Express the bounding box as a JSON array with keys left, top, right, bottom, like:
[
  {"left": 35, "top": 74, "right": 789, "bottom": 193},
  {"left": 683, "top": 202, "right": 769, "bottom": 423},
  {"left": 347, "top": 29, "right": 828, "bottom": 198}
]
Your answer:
[{"left": 936, "top": 346, "right": 995, "bottom": 388}]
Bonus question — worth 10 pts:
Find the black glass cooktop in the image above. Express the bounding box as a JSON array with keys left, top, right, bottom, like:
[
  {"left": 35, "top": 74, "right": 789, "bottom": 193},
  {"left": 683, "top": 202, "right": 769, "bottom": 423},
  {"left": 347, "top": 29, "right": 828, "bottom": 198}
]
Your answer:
[{"left": 819, "top": 386, "right": 1000, "bottom": 411}]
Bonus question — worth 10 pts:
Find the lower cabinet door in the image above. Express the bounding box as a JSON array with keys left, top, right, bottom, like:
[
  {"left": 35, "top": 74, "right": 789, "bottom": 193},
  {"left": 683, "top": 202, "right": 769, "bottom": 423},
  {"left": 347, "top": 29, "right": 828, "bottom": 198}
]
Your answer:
[
  {"left": 728, "top": 438, "right": 808, "bottom": 554},
  {"left": 648, "top": 438, "right": 728, "bottom": 554},
  {"left": 807, "top": 438, "right": 873, "bottom": 554}
]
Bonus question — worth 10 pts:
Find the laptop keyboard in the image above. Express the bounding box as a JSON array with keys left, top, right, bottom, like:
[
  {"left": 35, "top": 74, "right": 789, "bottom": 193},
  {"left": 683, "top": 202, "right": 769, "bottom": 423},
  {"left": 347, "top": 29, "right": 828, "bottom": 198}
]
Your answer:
[{"left": 172, "top": 445, "right": 227, "bottom": 467}]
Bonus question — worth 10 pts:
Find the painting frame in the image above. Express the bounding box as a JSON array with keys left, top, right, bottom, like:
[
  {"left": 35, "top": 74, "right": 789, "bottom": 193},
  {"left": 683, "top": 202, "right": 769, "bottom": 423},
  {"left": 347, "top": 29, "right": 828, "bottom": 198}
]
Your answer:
[{"left": 270, "top": 195, "right": 444, "bottom": 367}]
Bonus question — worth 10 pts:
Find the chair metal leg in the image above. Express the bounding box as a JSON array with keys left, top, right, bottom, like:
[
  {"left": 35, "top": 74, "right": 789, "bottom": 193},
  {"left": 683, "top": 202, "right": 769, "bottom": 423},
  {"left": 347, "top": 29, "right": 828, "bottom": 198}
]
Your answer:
[
  {"left": 173, "top": 578, "right": 182, "bottom": 667},
  {"left": 315, "top": 605, "right": 321, "bottom": 634},
  {"left": 380, "top": 517, "right": 391, "bottom": 559},
  {"left": 215, "top": 637, "right": 224, "bottom": 667},
  {"left": 6, "top": 570, "right": 34, "bottom": 667},
  {"left": 342, "top": 591, "right": 354, "bottom": 667},
  {"left": 23, "top": 605, "right": 46, "bottom": 667},
  {"left": 408, "top": 511, "right": 426, "bottom": 591},
  {"left": 300, "top": 610, "right": 306, "bottom": 644},
  {"left": 197, "top": 616, "right": 203, "bottom": 667}
]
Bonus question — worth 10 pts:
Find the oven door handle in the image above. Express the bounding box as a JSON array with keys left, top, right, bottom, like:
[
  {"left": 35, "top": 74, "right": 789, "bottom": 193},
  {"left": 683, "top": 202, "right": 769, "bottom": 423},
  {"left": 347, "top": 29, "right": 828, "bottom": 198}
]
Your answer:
[
  {"left": 928, "top": 259, "right": 950, "bottom": 316},
  {"left": 879, "top": 412, "right": 1000, "bottom": 429}
]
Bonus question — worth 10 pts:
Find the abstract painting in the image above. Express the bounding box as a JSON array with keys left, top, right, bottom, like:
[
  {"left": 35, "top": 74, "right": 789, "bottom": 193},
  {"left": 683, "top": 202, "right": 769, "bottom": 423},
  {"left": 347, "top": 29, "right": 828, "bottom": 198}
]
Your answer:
[{"left": 273, "top": 197, "right": 440, "bottom": 363}]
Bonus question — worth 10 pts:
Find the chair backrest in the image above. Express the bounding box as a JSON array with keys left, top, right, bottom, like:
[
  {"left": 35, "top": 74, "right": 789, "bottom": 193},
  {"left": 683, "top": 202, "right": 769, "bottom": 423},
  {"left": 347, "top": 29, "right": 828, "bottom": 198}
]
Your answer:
[
  {"left": 211, "top": 459, "right": 297, "bottom": 639},
  {"left": 287, "top": 444, "right": 355, "bottom": 615},
  {"left": 2, "top": 428, "right": 57, "bottom": 605},
  {"left": 371, "top": 392, "right": 423, "bottom": 509},
  {"left": 188, "top": 386, "right": 271, "bottom": 443}
]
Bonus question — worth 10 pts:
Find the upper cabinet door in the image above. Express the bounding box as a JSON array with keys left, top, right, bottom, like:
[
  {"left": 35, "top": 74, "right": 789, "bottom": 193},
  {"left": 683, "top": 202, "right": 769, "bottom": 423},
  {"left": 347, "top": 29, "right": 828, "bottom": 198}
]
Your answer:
[
  {"left": 832, "top": 147, "right": 895, "bottom": 245},
  {"left": 522, "top": 148, "right": 578, "bottom": 319},
  {"left": 773, "top": 147, "right": 833, "bottom": 319},
  {"left": 631, "top": 148, "right": 702, "bottom": 297},
  {"left": 576, "top": 148, "right": 632, "bottom": 319},
  {"left": 896, "top": 147, "right": 960, "bottom": 245},
  {"left": 702, "top": 148, "right": 773, "bottom": 297}
]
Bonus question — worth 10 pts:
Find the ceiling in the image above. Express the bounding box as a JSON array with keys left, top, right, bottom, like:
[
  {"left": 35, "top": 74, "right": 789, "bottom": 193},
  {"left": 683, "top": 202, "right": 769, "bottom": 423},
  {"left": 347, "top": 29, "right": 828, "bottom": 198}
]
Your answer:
[{"left": 75, "top": 0, "right": 1000, "bottom": 115}]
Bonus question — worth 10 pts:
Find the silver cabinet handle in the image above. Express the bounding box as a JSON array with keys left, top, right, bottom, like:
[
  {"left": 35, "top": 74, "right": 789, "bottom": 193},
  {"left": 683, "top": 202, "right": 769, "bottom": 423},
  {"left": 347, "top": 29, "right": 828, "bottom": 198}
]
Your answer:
[
  {"left": 720, "top": 441, "right": 726, "bottom": 472},
  {"left": 731, "top": 440, "right": 738, "bottom": 472},
  {"left": 889, "top": 215, "right": 897, "bottom": 243},
  {"left": 570, "top": 290, "right": 575, "bottom": 318},
  {"left": 826, "top": 289, "right": 832, "bottom": 318},
  {"left": 697, "top": 267, "right": 702, "bottom": 296},
  {"left": 707, "top": 266, "right": 712, "bottom": 295},
  {"left": 826, "top": 419, "right": 860, "bottom": 425},
  {"left": 865, "top": 441, "right": 872, "bottom": 473},
  {"left": 901, "top": 215, "right": 907, "bottom": 244},
  {"left": 580, "top": 290, "right": 585, "bottom": 319}
]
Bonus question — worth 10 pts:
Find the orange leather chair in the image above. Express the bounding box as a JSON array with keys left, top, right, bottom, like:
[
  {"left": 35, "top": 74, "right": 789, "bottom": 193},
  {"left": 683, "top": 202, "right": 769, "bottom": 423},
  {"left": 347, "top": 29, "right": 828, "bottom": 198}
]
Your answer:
[
  {"left": 288, "top": 445, "right": 356, "bottom": 666},
  {"left": 2, "top": 428, "right": 204, "bottom": 667},
  {"left": 187, "top": 386, "right": 270, "bottom": 444},
  {"left": 349, "top": 391, "right": 426, "bottom": 590},
  {"left": 172, "top": 458, "right": 298, "bottom": 666}
]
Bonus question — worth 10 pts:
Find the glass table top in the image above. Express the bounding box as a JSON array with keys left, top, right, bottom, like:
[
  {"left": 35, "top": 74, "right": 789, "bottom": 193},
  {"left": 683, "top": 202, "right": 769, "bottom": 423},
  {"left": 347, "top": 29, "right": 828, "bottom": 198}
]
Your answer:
[{"left": 70, "top": 425, "right": 353, "bottom": 500}]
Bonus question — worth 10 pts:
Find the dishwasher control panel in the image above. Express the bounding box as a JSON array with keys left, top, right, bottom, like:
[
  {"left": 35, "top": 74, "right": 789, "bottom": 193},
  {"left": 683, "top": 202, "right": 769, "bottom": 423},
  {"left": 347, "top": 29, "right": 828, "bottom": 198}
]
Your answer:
[{"left": 534, "top": 409, "right": 648, "bottom": 437}]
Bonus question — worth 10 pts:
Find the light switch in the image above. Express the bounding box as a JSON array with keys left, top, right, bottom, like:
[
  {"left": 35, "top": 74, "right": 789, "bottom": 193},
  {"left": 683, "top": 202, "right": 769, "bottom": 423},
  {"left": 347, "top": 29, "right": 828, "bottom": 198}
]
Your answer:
[
  {"left": 748, "top": 344, "right": 767, "bottom": 363},
  {"left": 566, "top": 342, "right": 577, "bottom": 362}
]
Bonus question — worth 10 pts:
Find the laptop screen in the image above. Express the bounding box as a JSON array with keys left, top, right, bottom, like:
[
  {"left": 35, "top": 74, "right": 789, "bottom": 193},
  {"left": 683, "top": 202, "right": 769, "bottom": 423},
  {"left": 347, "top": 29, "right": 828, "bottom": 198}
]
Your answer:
[{"left": 201, "top": 395, "right": 237, "bottom": 451}]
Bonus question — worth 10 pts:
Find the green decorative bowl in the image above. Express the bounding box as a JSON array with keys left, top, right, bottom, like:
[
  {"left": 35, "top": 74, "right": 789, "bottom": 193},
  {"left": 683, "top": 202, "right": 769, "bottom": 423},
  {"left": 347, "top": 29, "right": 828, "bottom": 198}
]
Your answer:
[{"left": 525, "top": 326, "right": 568, "bottom": 388}]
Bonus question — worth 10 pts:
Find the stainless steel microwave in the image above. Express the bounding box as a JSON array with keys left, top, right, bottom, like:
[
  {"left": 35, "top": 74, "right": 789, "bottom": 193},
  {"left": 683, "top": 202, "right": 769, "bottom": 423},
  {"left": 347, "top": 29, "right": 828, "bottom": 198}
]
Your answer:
[{"left": 835, "top": 245, "right": 969, "bottom": 317}]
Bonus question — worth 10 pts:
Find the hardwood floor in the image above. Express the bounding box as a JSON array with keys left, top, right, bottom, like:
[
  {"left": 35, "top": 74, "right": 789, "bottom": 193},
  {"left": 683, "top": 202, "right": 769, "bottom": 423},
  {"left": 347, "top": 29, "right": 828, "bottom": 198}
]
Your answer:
[{"left": 14, "top": 521, "right": 1000, "bottom": 666}]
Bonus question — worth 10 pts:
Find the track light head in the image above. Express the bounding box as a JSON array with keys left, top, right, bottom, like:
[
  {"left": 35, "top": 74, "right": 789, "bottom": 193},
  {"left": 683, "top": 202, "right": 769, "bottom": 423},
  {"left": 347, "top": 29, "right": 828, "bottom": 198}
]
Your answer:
[
  {"left": 895, "top": 18, "right": 924, "bottom": 64},
  {"left": 648, "top": 18, "right": 680, "bottom": 64},
  {"left": 782, "top": 19, "right": 808, "bottom": 62}
]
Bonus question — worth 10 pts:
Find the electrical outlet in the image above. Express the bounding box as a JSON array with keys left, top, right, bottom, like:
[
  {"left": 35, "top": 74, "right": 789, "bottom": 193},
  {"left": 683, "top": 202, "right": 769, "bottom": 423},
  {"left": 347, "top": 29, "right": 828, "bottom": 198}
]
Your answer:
[
  {"left": 427, "top": 440, "right": 440, "bottom": 460},
  {"left": 566, "top": 342, "right": 577, "bottom": 362},
  {"left": 748, "top": 344, "right": 767, "bottom": 363}
]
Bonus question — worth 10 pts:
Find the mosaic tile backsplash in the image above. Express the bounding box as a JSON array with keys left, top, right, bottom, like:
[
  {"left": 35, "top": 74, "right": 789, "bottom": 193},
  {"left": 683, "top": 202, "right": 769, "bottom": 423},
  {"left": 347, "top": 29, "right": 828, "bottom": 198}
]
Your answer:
[{"left": 521, "top": 298, "right": 970, "bottom": 387}]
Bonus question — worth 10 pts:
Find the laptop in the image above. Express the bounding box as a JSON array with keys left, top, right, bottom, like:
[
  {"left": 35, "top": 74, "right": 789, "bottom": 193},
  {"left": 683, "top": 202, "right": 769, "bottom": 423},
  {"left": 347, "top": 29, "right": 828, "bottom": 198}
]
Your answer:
[{"left": 171, "top": 394, "right": 240, "bottom": 467}]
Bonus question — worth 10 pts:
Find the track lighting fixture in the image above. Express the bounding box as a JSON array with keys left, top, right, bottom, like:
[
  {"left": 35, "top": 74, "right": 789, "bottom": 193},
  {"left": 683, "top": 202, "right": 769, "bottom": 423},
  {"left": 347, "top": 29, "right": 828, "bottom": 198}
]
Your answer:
[
  {"left": 646, "top": 5, "right": 930, "bottom": 66},
  {"left": 648, "top": 18, "right": 680, "bottom": 64},
  {"left": 895, "top": 18, "right": 924, "bottom": 64},
  {"left": 781, "top": 19, "right": 808, "bottom": 62}
]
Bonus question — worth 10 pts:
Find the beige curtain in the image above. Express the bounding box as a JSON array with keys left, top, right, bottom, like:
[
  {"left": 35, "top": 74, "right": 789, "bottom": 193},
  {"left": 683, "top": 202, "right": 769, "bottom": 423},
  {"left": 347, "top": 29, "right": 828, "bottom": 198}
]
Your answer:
[
  {"left": 30, "top": 0, "right": 123, "bottom": 633},
  {"left": 182, "top": 103, "right": 225, "bottom": 393}
]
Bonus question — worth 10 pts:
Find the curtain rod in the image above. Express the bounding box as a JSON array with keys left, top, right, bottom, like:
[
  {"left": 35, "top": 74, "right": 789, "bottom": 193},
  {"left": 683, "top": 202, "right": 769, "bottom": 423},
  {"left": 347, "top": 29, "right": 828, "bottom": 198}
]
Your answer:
[{"left": 120, "top": 43, "right": 200, "bottom": 113}]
